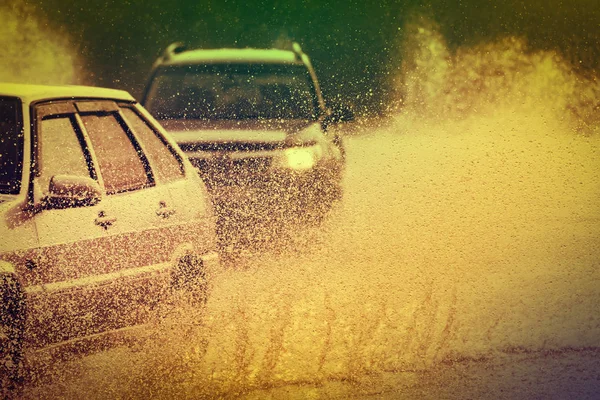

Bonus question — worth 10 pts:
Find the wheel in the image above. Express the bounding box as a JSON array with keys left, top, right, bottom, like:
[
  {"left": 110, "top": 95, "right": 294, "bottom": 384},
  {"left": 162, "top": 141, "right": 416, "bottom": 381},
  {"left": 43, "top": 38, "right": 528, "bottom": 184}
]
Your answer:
[
  {"left": 171, "top": 254, "right": 208, "bottom": 305},
  {"left": 0, "top": 274, "right": 25, "bottom": 397}
]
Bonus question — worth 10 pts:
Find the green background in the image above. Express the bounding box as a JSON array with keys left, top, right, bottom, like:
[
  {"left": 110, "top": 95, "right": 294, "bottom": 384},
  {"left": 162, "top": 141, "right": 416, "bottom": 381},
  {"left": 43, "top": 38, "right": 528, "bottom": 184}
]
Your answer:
[{"left": 16, "top": 0, "right": 600, "bottom": 115}]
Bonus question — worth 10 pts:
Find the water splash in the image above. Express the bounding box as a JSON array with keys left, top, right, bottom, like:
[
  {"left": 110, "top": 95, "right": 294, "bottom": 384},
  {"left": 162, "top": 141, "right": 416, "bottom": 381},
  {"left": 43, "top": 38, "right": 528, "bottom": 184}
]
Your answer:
[
  {"left": 21, "top": 12, "right": 600, "bottom": 400},
  {"left": 397, "top": 15, "right": 600, "bottom": 135}
]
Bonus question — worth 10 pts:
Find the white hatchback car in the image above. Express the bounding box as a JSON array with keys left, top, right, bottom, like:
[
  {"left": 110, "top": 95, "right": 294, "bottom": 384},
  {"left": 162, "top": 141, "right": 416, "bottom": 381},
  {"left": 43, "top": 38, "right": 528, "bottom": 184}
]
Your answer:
[{"left": 0, "top": 83, "right": 219, "bottom": 392}]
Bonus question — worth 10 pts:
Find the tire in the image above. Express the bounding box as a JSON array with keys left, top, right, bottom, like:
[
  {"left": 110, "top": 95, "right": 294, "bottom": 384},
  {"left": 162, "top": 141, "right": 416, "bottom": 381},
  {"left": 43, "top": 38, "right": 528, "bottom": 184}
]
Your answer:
[
  {"left": 171, "top": 254, "right": 208, "bottom": 305},
  {"left": 0, "top": 274, "right": 25, "bottom": 397}
]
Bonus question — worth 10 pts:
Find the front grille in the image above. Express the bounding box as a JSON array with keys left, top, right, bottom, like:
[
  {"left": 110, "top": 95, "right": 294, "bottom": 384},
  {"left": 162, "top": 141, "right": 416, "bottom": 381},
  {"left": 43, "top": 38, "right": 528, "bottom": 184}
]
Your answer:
[{"left": 193, "top": 156, "right": 273, "bottom": 188}]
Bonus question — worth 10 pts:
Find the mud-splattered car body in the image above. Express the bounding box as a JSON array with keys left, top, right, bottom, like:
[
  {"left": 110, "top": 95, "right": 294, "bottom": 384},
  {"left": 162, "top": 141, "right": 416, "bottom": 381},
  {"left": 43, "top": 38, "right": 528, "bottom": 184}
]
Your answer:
[
  {"left": 0, "top": 83, "right": 219, "bottom": 391},
  {"left": 141, "top": 44, "right": 352, "bottom": 225}
]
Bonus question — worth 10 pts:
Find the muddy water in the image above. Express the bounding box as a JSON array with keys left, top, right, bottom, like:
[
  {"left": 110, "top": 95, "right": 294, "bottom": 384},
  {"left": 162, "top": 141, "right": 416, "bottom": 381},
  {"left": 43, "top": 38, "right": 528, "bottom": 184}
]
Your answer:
[
  {"left": 10, "top": 11, "right": 599, "bottom": 398},
  {"left": 24, "top": 103, "right": 600, "bottom": 399}
]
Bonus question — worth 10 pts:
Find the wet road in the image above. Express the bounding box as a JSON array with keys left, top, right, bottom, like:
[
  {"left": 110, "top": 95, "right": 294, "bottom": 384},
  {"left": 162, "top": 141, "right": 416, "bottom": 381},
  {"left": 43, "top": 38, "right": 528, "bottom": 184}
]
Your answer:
[{"left": 26, "top": 107, "right": 600, "bottom": 399}]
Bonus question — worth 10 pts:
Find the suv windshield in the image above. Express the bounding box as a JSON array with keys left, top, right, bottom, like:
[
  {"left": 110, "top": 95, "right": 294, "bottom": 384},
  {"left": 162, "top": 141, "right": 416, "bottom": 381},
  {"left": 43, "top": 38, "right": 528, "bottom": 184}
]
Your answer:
[
  {"left": 146, "top": 64, "right": 318, "bottom": 121},
  {"left": 0, "top": 97, "right": 23, "bottom": 195}
]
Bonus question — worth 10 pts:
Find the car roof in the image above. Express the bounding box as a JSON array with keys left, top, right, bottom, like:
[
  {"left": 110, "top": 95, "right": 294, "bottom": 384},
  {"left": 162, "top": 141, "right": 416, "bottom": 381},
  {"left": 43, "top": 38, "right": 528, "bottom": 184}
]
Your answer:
[
  {"left": 0, "top": 83, "right": 135, "bottom": 103},
  {"left": 160, "top": 48, "right": 304, "bottom": 67}
]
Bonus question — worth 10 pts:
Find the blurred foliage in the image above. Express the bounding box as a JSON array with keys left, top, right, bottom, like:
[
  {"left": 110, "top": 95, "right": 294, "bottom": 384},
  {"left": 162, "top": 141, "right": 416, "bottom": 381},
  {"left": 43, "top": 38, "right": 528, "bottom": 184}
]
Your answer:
[
  {"left": 9, "top": 0, "right": 600, "bottom": 115},
  {"left": 0, "top": 1, "right": 81, "bottom": 84}
]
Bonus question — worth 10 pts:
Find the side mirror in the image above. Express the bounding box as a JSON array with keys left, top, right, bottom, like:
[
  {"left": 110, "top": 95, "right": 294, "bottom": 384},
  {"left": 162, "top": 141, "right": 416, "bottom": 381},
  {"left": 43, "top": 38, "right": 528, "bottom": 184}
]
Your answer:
[
  {"left": 330, "top": 104, "right": 355, "bottom": 123},
  {"left": 323, "top": 104, "right": 355, "bottom": 130},
  {"left": 45, "top": 175, "right": 102, "bottom": 209}
]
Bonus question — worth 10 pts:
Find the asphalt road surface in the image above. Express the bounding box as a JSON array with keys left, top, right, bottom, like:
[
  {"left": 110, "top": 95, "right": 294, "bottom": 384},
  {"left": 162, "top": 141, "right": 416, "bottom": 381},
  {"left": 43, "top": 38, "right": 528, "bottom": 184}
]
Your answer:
[{"left": 25, "top": 107, "right": 600, "bottom": 399}]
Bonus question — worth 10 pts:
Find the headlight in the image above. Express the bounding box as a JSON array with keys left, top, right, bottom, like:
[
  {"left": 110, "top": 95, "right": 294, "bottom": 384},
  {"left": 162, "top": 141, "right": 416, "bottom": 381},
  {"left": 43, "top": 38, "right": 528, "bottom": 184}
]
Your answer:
[{"left": 283, "top": 147, "right": 316, "bottom": 170}]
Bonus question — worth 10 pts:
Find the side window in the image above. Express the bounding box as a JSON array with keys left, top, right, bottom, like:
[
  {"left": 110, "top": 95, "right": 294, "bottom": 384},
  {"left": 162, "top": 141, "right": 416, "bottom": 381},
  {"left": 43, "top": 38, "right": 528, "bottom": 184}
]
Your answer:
[
  {"left": 120, "top": 106, "right": 184, "bottom": 183},
  {"left": 38, "top": 116, "right": 90, "bottom": 194},
  {"left": 81, "top": 114, "right": 149, "bottom": 194}
]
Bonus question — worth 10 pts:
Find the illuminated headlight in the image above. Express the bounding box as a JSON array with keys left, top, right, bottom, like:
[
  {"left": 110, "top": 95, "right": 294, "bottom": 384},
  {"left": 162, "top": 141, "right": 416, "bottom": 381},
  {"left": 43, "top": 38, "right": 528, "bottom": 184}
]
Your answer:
[{"left": 282, "top": 147, "right": 317, "bottom": 170}]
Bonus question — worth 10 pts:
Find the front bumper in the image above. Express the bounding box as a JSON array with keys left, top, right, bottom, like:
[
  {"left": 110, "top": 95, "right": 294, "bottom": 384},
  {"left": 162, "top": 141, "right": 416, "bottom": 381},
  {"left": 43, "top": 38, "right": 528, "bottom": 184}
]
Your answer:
[{"left": 189, "top": 154, "right": 341, "bottom": 216}]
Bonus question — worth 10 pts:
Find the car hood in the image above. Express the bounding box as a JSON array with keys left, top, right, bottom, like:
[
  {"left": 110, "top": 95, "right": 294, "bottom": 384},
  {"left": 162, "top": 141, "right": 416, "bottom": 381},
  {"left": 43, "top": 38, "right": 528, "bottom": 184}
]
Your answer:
[{"left": 159, "top": 119, "right": 322, "bottom": 147}]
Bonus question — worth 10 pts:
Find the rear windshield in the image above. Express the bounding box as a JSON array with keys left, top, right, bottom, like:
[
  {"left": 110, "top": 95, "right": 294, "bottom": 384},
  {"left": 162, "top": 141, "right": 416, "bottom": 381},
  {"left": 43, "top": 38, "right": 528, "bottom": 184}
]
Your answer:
[
  {"left": 145, "top": 64, "right": 319, "bottom": 121},
  {"left": 0, "top": 97, "right": 23, "bottom": 194}
]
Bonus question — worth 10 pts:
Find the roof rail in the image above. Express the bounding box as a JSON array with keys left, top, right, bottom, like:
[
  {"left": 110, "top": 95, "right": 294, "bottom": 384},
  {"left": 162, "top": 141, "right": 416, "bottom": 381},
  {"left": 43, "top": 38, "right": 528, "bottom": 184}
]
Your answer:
[
  {"left": 292, "top": 42, "right": 304, "bottom": 61},
  {"left": 162, "top": 42, "right": 187, "bottom": 60},
  {"left": 150, "top": 42, "right": 186, "bottom": 71}
]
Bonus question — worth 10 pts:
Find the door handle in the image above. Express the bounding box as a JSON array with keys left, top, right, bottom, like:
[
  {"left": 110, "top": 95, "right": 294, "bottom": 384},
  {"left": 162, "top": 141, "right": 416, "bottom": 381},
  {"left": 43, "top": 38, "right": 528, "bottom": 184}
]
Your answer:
[
  {"left": 156, "top": 201, "right": 176, "bottom": 219},
  {"left": 95, "top": 211, "right": 116, "bottom": 229}
]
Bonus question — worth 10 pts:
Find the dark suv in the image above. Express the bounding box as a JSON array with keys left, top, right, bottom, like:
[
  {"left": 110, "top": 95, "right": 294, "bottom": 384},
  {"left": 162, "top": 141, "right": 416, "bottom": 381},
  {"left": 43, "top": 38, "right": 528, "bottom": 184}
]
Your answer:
[
  {"left": 0, "top": 83, "right": 220, "bottom": 393},
  {"left": 141, "top": 43, "right": 353, "bottom": 228}
]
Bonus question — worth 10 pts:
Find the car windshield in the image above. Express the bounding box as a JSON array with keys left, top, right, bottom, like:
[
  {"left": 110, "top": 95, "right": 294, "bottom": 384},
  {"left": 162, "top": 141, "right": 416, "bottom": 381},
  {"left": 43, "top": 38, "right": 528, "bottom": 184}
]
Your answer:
[
  {"left": 146, "top": 64, "right": 318, "bottom": 120},
  {"left": 0, "top": 97, "right": 23, "bottom": 195}
]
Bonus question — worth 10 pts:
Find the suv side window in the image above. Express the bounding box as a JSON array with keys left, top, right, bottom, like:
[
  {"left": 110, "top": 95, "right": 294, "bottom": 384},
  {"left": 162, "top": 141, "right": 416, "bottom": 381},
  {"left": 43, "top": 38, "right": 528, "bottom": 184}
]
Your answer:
[
  {"left": 120, "top": 106, "right": 184, "bottom": 183},
  {"left": 81, "top": 113, "right": 150, "bottom": 194},
  {"left": 38, "top": 116, "right": 91, "bottom": 195}
]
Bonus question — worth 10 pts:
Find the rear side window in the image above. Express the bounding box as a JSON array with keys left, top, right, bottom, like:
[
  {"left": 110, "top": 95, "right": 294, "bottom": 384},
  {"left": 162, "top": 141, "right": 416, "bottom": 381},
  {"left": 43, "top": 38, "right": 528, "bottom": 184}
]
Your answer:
[
  {"left": 38, "top": 116, "right": 90, "bottom": 195},
  {"left": 0, "top": 97, "right": 23, "bottom": 194},
  {"left": 82, "top": 114, "right": 150, "bottom": 194},
  {"left": 120, "top": 106, "right": 184, "bottom": 183}
]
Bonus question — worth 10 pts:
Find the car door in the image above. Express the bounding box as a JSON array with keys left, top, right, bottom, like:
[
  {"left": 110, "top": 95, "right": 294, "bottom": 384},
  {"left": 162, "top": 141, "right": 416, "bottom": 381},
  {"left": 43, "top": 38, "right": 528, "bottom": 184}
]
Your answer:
[
  {"left": 27, "top": 100, "right": 175, "bottom": 350},
  {"left": 24, "top": 101, "right": 117, "bottom": 349},
  {"left": 74, "top": 101, "right": 177, "bottom": 330},
  {"left": 118, "top": 103, "right": 217, "bottom": 257}
]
